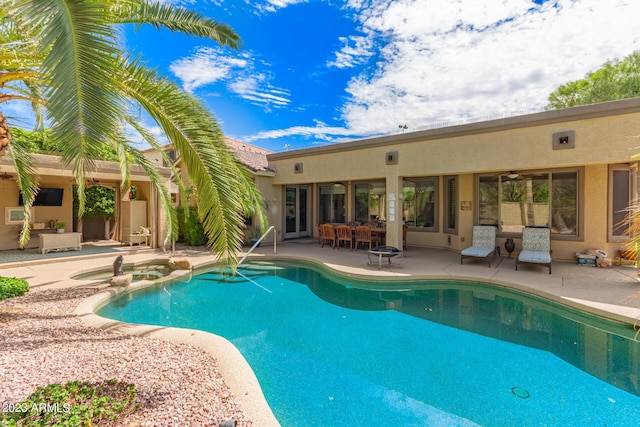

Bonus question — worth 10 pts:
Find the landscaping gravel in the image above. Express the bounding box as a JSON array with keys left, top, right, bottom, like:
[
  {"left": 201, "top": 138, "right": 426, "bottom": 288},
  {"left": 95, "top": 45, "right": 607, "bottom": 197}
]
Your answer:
[{"left": 0, "top": 287, "right": 252, "bottom": 426}]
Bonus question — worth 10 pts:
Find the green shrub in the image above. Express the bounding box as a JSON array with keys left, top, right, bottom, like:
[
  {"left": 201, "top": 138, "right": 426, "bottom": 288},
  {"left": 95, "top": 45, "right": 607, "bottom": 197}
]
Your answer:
[
  {"left": 0, "top": 379, "right": 138, "bottom": 426},
  {"left": 0, "top": 277, "right": 29, "bottom": 300},
  {"left": 176, "top": 205, "right": 207, "bottom": 246}
]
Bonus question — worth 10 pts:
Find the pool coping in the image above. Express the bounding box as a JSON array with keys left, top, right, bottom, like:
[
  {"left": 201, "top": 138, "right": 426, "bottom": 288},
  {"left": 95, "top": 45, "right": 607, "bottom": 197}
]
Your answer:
[
  {"left": 74, "top": 253, "right": 640, "bottom": 426},
  {"left": 255, "top": 254, "right": 640, "bottom": 326}
]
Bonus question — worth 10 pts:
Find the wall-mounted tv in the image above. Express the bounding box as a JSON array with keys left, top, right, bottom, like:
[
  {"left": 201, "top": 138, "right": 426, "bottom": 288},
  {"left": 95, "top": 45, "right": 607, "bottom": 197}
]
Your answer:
[{"left": 19, "top": 188, "right": 64, "bottom": 206}]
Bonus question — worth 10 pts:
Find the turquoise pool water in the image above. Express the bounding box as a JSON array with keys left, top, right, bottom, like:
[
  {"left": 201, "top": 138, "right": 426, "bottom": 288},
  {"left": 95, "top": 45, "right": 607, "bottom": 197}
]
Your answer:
[{"left": 98, "top": 260, "right": 640, "bottom": 426}]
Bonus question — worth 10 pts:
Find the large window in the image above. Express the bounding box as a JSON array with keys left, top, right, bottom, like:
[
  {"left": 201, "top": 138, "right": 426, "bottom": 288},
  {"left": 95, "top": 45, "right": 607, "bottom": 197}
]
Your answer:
[
  {"left": 609, "top": 165, "right": 638, "bottom": 241},
  {"left": 478, "top": 171, "right": 579, "bottom": 236},
  {"left": 354, "top": 182, "right": 386, "bottom": 223},
  {"left": 444, "top": 176, "right": 458, "bottom": 233},
  {"left": 319, "top": 183, "right": 346, "bottom": 224},
  {"left": 402, "top": 178, "right": 437, "bottom": 230}
]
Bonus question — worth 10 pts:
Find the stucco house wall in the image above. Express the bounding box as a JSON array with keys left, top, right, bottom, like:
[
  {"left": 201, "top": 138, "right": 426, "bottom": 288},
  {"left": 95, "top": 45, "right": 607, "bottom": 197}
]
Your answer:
[
  {"left": 0, "top": 153, "right": 171, "bottom": 251},
  {"left": 265, "top": 98, "right": 640, "bottom": 261}
]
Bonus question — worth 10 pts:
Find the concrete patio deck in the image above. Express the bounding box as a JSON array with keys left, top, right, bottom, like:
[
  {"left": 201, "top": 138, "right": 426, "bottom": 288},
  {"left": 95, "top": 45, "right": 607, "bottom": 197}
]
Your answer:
[{"left": 2, "top": 239, "right": 640, "bottom": 324}]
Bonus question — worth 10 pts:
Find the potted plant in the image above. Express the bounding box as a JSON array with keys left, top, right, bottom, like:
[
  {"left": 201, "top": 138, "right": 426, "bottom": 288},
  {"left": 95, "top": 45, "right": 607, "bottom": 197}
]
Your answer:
[
  {"left": 54, "top": 221, "right": 66, "bottom": 233},
  {"left": 250, "top": 227, "right": 262, "bottom": 247}
]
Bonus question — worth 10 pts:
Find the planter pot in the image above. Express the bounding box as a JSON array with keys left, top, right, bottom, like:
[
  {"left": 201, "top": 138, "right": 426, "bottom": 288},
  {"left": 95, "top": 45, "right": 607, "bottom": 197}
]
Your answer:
[
  {"left": 505, "top": 238, "right": 515, "bottom": 257},
  {"left": 250, "top": 239, "right": 260, "bottom": 247},
  {"left": 56, "top": 229, "right": 65, "bottom": 234}
]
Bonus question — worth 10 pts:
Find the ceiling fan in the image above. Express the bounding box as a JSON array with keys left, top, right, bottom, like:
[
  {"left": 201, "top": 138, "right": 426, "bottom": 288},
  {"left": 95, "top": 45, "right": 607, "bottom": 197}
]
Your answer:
[
  {"left": 0, "top": 172, "right": 15, "bottom": 181},
  {"left": 496, "top": 170, "right": 547, "bottom": 181}
]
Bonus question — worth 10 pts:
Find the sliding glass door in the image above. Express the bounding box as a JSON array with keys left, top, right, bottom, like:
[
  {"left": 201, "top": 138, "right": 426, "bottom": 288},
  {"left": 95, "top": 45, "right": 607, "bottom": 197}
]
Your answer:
[{"left": 284, "top": 186, "right": 310, "bottom": 239}]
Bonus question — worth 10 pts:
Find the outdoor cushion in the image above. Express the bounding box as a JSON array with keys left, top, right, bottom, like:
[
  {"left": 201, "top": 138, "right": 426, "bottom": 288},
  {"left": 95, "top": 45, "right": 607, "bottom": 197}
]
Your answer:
[
  {"left": 460, "top": 226, "right": 498, "bottom": 267},
  {"left": 517, "top": 250, "right": 552, "bottom": 264},
  {"left": 516, "top": 227, "right": 552, "bottom": 274},
  {"left": 461, "top": 246, "right": 495, "bottom": 258}
]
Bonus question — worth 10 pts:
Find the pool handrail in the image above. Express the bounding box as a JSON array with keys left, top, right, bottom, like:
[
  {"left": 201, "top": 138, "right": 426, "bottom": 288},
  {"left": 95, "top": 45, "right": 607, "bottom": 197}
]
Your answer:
[{"left": 238, "top": 225, "right": 277, "bottom": 268}]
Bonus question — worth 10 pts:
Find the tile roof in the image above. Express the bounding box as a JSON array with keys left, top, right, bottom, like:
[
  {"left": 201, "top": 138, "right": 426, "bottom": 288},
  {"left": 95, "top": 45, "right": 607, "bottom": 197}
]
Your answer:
[{"left": 224, "top": 137, "right": 274, "bottom": 173}]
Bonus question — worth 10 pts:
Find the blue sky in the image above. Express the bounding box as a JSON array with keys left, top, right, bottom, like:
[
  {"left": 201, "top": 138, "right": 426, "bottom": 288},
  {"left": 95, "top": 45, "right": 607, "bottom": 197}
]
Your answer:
[{"left": 6, "top": 0, "right": 640, "bottom": 152}]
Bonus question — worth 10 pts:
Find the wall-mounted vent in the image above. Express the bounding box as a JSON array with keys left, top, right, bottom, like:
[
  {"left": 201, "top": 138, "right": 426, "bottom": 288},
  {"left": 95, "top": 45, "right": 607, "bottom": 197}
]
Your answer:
[
  {"left": 552, "top": 130, "right": 575, "bottom": 150},
  {"left": 294, "top": 162, "right": 303, "bottom": 173},
  {"left": 386, "top": 151, "right": 398, "bottom": 165}
]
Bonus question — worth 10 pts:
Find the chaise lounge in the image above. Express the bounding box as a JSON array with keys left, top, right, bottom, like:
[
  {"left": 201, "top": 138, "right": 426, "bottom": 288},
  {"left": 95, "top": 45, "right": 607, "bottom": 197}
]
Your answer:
[
  {"left": 460, "top": 226, "right": 499, "bottom": 267},
  {"left": 516, "top": 227, "right": 552, "bottom": 274}
]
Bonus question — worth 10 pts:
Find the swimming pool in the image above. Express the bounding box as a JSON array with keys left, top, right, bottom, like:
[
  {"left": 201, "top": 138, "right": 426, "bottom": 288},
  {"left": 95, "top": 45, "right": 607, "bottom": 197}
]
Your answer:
[{"left": 97, "top": 259, "right": 640, "bottom": 426}]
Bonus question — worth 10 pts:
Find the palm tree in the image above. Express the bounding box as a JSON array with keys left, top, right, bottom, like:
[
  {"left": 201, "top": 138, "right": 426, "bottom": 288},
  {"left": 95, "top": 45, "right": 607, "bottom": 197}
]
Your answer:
[{"left": 1, "top": 0, "right": 265, "bottom": 266}]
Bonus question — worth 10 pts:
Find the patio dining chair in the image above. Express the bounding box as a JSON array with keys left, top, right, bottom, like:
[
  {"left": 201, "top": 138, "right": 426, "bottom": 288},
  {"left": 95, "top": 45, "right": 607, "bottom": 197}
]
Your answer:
[
  {"left": 336, "top": 225, "right": 353, "bottom": 250},
  {"left": 460, "top": 225, "right": 499, "bottom": 267},
  {"left": 320, "top": 224, "right": 336, "bottom": 248},
  {"left": 516, "top": 227, "right": 552, "bottom": 274},
  {"left": 354, "top": 225, "right": 378, "bottom": 251},
  {"left": 403, "top": 224, "right": 408, "bottom": 251}
]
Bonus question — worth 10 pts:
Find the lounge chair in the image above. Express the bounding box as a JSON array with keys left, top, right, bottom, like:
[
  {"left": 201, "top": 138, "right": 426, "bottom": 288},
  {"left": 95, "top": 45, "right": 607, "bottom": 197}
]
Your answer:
[
  {"left": 460, "top": 226, "right": 499, "bottom": 267},
  {"left": 516, "top": 227, "right": 552, "bottom": 274}
]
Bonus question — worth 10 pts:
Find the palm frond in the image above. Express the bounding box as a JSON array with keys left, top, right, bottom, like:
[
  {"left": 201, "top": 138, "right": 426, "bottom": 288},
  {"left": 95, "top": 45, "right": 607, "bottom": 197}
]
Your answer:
[
  {"left": 118, "top": 142, "right": 178, "bottom": 245},
  {"left": 13, "top": 0, "right": 124, "bottom": 173},
  {"left": 119, "top": 57, "right": 264, "bottom": 265},
  {"left": 6, "top": 139, "right": 38, "bottom": 247},
  {"left": 110, "top": 0, "right": 240, "bottom": 49},
  {"left": 125, "top": 115, "right": 188, "bottom": 214}
]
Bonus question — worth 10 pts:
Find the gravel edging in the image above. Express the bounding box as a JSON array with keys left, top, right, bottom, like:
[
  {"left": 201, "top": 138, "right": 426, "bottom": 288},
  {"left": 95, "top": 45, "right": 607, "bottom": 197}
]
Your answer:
[{"left": 0, "top": 287, "right": 253, "bottom": 426}]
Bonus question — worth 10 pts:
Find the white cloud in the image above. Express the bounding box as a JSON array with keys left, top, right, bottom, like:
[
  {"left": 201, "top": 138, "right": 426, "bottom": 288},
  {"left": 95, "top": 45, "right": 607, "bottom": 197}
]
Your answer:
[
  {"left": 170, "top": 48, "right": 291, "bottom": 109},
  {"left": 254, "top": 0, "right": 307, "bottom": 14},
  {"left": 327, "top": 35, "right": 375, "bottom": 69},
  {"left": 244, "top": 123, "right": 363, "bottom": 144},
  {"left": 252, "top": 0, "right": 640, "bottom": 144},
  {"left": 337, "top": 0, "right": 640, "bottom": 136},
  {"left": 169, "top": 47, "right": 248, "bottom": 93},
  {"left": 229, "top": 76, "right": 291, "bottom": 108}
]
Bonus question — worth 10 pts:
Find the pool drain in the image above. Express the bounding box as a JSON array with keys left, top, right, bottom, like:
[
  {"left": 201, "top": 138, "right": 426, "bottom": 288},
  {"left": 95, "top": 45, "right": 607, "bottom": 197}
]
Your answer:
[{"left": 511, "top": 387, "right": 530, "bottom": 398}]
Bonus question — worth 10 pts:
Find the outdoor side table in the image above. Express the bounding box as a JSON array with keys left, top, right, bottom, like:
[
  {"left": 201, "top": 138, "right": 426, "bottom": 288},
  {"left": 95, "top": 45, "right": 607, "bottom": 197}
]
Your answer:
[{"left": 367, "top": 246, "right": 403, "bottom": 269}]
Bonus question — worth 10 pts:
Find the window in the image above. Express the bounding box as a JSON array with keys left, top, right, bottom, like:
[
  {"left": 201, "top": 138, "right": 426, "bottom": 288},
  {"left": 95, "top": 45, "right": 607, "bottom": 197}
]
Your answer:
[
  {"left": 354, "top": 182, "right": 386, "bottom": 223},
  {"left": 478, "top": 176, "right": 498, "bottom": 226},
  {"left": 163, "top": 149, "right": 176, "bottom": 167},
  {"left": 444, "top": 176, "right": 457, "bottom": 233},
  {"left": 609, "top": 165, "right": 638, "bottom": 241},
  {"left": 551, "top": 172, "right": 578, "bottom": 236},
  {"left": 319, "top": 183, "right": 346, "bottom": 224},
  {"left": 402, "top": 178, "right": 438, "bottom": 230},
  {"left": 478, "top": 170, "right": 579, "bottom": 236},
  {"left": 500, "top": 174, "right": 549, "bottom": 232}
]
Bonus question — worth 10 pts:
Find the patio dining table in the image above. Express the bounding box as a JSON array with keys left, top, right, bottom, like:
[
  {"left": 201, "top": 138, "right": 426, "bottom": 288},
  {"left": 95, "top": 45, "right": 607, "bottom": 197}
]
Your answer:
[{"left": 322, "top": 224, "right": 387, "bottom": 248}]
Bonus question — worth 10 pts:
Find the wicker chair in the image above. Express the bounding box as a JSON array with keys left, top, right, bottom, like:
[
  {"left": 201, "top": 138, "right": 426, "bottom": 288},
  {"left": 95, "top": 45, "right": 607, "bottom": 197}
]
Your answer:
[
  {"left": 336, "top": 225, "right": 353, "bottom": 250},
  {"left": 354, "top": 225, "right": 378, "bottom": 251}
]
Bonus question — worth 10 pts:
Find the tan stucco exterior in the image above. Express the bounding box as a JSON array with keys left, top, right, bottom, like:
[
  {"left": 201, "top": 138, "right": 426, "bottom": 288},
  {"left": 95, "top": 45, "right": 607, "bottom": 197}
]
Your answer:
[
  {"left": 264, "top": 98, "right": 640, "bottom": 261},
  {"left": 0, "top": 154, "right": 171, "bottom": 251}
]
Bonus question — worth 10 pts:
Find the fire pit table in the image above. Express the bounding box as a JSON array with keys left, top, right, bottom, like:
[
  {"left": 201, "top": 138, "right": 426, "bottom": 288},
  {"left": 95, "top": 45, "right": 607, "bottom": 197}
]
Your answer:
[{"left": 367, "top": 246, "right": 403, "bottom": 269}]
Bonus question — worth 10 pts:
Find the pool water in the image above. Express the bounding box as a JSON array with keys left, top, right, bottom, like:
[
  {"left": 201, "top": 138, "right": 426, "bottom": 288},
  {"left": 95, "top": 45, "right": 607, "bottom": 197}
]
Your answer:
[{"left": 98, "top": 260, "right": 640, "bottom": 426}]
